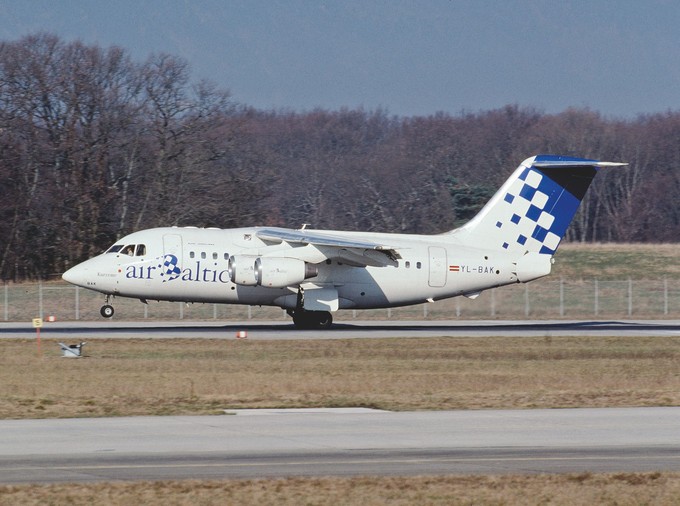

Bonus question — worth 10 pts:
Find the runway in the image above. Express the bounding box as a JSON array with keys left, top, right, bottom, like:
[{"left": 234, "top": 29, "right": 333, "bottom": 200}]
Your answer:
[
  {"left": 1, "top": 407, "right": 679, "bottom": 483},
  {"left": 2, "top": 319, "right": 680, "bottom": 339}
]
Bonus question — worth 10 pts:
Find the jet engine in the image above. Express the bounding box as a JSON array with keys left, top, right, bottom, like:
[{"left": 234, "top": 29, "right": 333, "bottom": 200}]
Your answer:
[
  {"left": 254, "top": 257, "right": 318, "bottom": 288},
  {"left": 228, "top": 255, "right": 259, "bottom": 286}
]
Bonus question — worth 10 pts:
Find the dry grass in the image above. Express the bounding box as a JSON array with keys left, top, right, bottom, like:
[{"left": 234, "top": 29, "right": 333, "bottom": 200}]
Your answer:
[
  {"left": 2, "top": 335, "right": 680, "bottom": 419},
  {"left": 2, "top": 473, "right": 680, "bottom": 505},
  {"left": 554, "top": 242, "right": 680, "bottom": 280}
]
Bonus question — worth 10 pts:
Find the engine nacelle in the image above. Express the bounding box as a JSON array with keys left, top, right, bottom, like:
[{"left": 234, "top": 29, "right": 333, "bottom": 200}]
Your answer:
[
  {"left": 228, "top": 255, "right": 258, "bottom": 286},
  {"left": 254, "top": 257, "right": 318, "bottom": 288}
]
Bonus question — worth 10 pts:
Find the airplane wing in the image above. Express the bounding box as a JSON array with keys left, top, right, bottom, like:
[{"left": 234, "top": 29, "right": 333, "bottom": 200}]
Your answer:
[{"left": 255, "top": 227, "right": 401, "bottom": 267}]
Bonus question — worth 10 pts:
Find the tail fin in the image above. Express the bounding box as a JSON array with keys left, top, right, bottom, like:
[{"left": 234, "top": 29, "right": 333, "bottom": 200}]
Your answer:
[{"left": 451, "top": 155, "right": 626, "bottom": 254}]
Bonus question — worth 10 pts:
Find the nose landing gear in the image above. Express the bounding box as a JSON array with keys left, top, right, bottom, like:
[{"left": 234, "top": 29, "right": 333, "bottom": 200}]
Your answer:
[{"left": 100, "top": 295, "right": 115, "bottom": 318}]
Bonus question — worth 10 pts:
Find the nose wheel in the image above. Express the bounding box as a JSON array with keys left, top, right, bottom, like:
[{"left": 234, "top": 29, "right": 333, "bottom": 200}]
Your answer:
[
  {"left": 100, "top": 304, "right": 115, "bottom": 318},
  {"left": 100, "top": 295, "right": 115, "bottom": 318}
]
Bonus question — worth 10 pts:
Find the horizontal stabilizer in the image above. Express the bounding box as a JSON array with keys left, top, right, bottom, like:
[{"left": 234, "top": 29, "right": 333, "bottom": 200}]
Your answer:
[{"left": 533, "top": 160, "right": 628, "bottom": 169}]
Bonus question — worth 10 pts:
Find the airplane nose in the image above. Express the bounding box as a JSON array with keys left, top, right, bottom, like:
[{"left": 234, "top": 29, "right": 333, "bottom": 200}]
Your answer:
[
  {"left": 62, "top": 263, "right": 88, "bottom": 287},
  {"left": 63, "top": 256, "right": 119, "bottom": 291}
]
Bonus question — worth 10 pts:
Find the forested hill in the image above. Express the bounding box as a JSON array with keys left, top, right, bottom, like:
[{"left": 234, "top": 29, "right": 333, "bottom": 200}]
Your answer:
[{"left": 1, "top": 34, "right": 679, "bottom": 280}]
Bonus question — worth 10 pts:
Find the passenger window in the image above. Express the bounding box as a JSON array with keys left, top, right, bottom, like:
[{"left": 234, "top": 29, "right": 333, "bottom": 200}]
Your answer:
[
  {"left": 224, "top": 253, "right": 229, "bottom": 260},
  {"left": 190, "top": 252, "right": 195, "bottom": 259},
  {"left": 135, "top": 244, "right": 146, "bottom": 256},
  {"left": 213, "top": 252, "right": 218, "bottom": 260},
  {"left": 416, "top": 262, "right": 422, "bottom": 269},
  {"left": 201, "top": 252, "right": 206, "bottom": 259},
  {"left": 405, "top": 261, "right": 411, "bottom": 268}
]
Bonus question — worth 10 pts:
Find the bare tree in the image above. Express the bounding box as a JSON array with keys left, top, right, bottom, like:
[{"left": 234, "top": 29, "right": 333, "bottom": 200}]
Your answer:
[{"left": 3, "top": 33, "right": 680, "bottom": 281}]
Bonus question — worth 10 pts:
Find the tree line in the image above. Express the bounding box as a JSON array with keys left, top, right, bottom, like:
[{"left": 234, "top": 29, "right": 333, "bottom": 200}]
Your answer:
[{"left": 1, "top": 33, "right": 679, "bottom": 281}]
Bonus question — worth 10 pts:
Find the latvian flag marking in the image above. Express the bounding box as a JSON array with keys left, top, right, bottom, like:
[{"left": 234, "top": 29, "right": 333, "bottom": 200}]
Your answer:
[{"left": 449, "top": 265, "right": 460, "bottom": 272}]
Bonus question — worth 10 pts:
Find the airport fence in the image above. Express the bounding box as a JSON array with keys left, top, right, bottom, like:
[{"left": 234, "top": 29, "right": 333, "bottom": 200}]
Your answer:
[{"left": 3, "top": 278, "right": 680, "bottom": 322}]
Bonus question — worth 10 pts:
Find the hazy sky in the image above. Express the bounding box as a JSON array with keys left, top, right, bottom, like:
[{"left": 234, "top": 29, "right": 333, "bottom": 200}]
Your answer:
[{"left": 1, "top": 0, "right": 679, "bottom": 118}]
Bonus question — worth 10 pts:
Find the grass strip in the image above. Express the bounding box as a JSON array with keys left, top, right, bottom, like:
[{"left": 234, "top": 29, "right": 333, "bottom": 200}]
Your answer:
[
  {"left": 2, "top": 335, "right": 679, "bottom": 419},
  {"left": 2, "top": 473, "right": 680, "bottom": 505}
]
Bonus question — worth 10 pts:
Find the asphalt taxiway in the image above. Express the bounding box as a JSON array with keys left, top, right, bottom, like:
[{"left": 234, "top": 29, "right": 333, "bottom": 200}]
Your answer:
[
  {"left": 2, "top": 319, "right": 680, "bottom": 339},
  {"left": 1, "top": 407, "right": 679, "bottom": 483}
]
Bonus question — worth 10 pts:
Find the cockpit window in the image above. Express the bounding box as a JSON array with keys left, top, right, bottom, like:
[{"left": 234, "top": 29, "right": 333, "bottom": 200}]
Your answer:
[{"left": 106, "top": 243, "right": 146, "bottom": 256}]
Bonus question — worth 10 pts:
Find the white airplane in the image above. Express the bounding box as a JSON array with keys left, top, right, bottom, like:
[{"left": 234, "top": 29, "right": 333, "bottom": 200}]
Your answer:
[{"left": 62, "top": 155, "right": 625, "bottom": 329}]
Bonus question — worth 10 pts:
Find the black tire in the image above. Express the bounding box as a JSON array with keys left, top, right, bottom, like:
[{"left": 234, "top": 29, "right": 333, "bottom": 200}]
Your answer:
[
  {"left": 100, "top": 304, "right": 114, "bottom": 318},
  {"left": 315, "top": 311, "right": 333, "bottom": 329},
  {"left": 292, "top": 310, "right": 332, "bottom": 329},
  {"left": 292, "top": 312, "right": 309, "bottom": 329}
]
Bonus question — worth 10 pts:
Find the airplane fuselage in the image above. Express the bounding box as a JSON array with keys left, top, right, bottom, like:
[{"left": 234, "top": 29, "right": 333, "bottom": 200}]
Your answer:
[{"left": 73, "top": 226, "right": 533, "bottom": 310}]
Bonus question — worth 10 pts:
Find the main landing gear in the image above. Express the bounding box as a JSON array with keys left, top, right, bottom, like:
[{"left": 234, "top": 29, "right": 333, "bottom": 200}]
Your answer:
[
  {"left": 287, "top": 286, "right": 333, "bottom": 329},
  {"left": 288, "top": 309, "right": 333, "bottom": 329},
  {"left": 100, "top": 295, "right": 114, "bottom": 318}
]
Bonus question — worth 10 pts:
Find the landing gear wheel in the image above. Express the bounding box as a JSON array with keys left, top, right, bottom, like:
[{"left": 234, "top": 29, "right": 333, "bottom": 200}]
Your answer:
[
  {"left": 315, "top": 311, "right": 333, "bottom": 329},
  {"left": 291, "top": 310, "right": 333, "bottom": 329},
  {"left": 100, "top": 304, "right": 114, "bottom": 318}
]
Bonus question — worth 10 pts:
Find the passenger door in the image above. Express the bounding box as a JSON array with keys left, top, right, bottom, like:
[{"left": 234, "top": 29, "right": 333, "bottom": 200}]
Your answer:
[{"left": 428, "top": 246, "right": 447, "bottom": 287}]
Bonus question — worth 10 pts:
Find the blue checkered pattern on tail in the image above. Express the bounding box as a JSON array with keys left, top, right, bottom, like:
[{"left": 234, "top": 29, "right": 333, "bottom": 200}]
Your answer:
[{"left": 495, "top": 166, "right": 580, "bottom": 254}]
